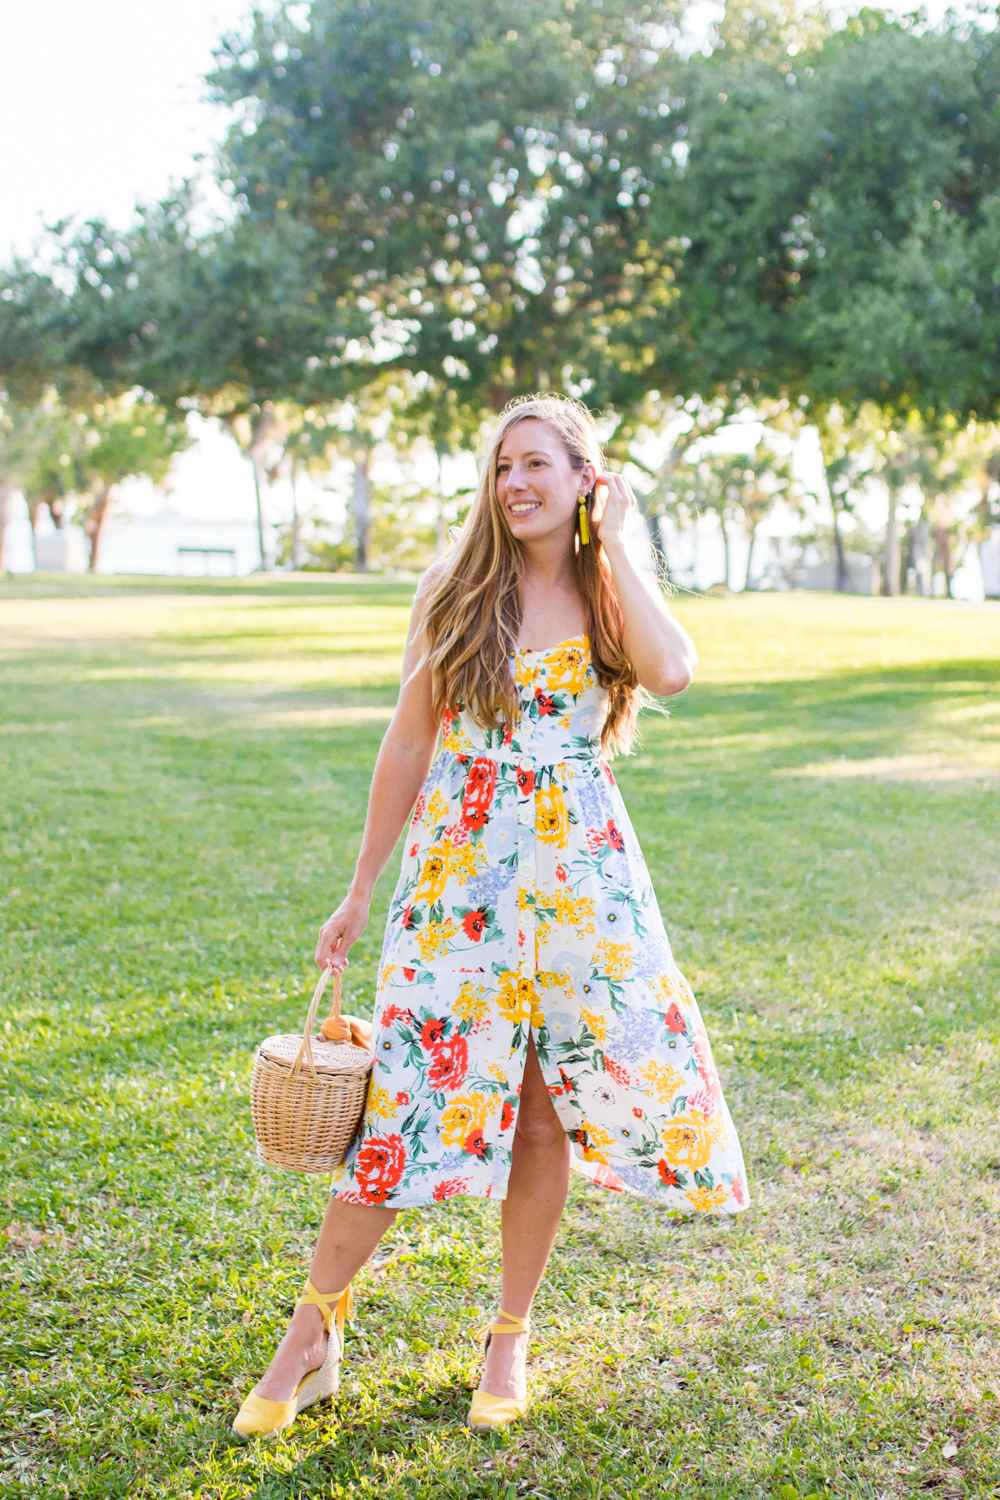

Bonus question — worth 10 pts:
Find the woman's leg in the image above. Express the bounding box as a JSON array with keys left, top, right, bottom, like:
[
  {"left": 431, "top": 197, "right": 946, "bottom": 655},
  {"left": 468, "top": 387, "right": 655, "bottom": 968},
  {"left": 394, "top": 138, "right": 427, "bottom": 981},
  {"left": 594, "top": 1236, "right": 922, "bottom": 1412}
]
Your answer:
[
  {"left": 254, "top": 1199, "right": 397, "bottom": 1400},
  {"left": 480, "top": 1034, "right": 571, "bottom": 1400}
]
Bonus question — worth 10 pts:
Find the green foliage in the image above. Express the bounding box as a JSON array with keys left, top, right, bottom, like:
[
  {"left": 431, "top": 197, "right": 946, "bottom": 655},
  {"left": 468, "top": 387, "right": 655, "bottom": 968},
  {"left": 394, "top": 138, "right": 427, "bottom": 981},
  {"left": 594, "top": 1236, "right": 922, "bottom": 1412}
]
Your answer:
[
  {"left": 76, "top": 393, "right": 190, "bottom": 491},
  {"left": 2, "top": 578, "right": 1000, "bottom": 1496},
  {"left": 3, "top": 4, "right": 1000, "bottom": 585},
  {"left": 5, "top": 6, "right": 1000, "bottom": 426},
  {"left": 206, "top": 0, "right": 688, "bottom": 411}
]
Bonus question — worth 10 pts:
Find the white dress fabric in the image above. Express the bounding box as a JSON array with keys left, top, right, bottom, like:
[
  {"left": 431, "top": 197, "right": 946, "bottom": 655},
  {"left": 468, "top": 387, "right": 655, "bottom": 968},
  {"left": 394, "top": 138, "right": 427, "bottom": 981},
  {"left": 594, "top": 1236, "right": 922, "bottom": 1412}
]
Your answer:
[{"left": 330, "top": 635, "right": 748, "bottom": 1214}]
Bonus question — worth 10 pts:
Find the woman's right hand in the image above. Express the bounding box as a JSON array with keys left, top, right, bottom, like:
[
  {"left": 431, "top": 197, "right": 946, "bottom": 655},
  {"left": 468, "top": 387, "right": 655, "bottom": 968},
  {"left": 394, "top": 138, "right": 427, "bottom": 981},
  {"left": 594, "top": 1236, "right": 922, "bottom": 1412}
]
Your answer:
[{"left": 315, "top": 893, "right": 370, "bottom": 971}]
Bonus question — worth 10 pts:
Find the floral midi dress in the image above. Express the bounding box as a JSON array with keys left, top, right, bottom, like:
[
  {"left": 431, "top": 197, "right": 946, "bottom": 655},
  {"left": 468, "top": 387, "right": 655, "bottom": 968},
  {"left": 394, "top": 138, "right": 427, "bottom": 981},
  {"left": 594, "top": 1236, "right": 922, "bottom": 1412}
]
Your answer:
[{"left": 331, "top": 635, "right": 748, "bottom": 1215}]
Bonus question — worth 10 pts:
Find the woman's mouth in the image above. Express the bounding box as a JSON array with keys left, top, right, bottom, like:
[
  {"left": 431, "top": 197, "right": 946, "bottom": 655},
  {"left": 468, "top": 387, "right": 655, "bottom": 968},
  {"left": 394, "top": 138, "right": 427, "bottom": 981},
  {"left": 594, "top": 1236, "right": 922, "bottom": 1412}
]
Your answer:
[{"left": 508, "top": 501, "right": 541, "bottom": 514}]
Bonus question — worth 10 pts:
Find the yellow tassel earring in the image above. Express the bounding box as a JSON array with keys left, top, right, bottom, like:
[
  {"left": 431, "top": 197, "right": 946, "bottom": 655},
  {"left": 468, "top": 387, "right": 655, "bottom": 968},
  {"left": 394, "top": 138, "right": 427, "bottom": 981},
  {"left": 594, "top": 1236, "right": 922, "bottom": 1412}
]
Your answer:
[{"left": 577, "top": 494, "right": 590, "bottom": 545}]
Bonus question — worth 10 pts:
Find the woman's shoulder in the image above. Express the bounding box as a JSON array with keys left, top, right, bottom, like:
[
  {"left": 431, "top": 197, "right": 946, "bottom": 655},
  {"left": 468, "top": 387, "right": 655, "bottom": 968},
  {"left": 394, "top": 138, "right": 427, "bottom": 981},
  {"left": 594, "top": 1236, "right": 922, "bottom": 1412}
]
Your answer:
[{"left": 414, "top": 555, "right": 452, "bottom": 603}]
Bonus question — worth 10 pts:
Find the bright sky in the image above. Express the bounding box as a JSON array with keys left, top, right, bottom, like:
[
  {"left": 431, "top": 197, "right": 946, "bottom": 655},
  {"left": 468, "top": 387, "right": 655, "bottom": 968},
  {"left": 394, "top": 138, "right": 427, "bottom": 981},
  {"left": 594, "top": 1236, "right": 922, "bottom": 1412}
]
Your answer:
[
  {"left": 0, "top": 0, "right": 975, "bottom": 260},
  {"left": 0, "top": 0, "right": 250, "bottom": 259}
]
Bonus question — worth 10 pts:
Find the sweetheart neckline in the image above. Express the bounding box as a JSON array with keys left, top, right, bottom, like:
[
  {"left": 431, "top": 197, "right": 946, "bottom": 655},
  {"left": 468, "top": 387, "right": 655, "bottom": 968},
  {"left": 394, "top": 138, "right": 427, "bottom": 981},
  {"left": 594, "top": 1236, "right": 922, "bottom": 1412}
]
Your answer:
[{"left": 512, "top": 632, "right": 589, "bottom": 657}]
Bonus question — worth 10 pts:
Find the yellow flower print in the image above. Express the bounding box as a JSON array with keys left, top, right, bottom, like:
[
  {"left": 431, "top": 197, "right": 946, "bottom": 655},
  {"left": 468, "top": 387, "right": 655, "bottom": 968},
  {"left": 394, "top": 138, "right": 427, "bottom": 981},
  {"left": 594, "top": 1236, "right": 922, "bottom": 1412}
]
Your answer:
[
  {"left": 366, "top": 1084, "right": 399, "bottom": 1120},
  {"left": 536, "top": 887, "right": 596, "bottom": 936},
  {"left": 651, "top": 971, "right": 694, "bottom": 1007},
  {"left": 536, "top": 969, "right": 573, "bottom": 996},
  {"left": 660, "top": 1109, "right": 726, "bottom": 1171},
  {"left": 379, "top": 962, "right": 398, "bottom": 987},
  {"left": 415, "top": 917, "right": 458, "bottom": 962},
  {"left": 580, "top": 1005, "right": 608, "bottom": 1045},
  {"left": 558, "top": 890, "right": 596, "bottom": 934},
  {"left": 496, "top": 970, "right": 544, "bottom": 1027},
  {"left": 535, "top": 785, "right": 570, "bottom": 848},
  {"left": 454, "top": 980, "right": 491, "bottom": 1024},
  {"left": 639, "top": 1058, "right": 686, "bottom": 1104},
  {"left": 546, "top": 642, "right": 590, "bottom": 695},
  {"left": 442, "top": 718, "right": 471, "bottom": 751},
  {"left": 514, "top": 655, "right": 537, "bottom": 690},
  {"left": 447, "top": 838, "right": 484, "bottom": 885},
  {"left": 424, "top": 790, "right": 450, "bottom": 827},
  {"left": 438, "top": 1091, "right": 497, "bottom": 1146},
  {"left": 487, "top": 1061, "right": 509, "bottom": 1084},
  {"left": 415, "top": 846, "right": 449, "bottom": 903},
  {"left": 595, "top": 938, "right": 633, "bottom": 980},
  {"left": 686, "top": 1184, "right": 730, "bottom": 1212},
  {"left": 579, "top": 1120, "right": 614, "bottom": 1164}
]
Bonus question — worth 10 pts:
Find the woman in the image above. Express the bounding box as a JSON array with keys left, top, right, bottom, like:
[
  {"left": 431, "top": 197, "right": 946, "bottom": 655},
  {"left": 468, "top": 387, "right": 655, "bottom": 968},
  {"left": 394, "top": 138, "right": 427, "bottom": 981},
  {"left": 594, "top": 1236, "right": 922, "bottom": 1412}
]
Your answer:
[{"left": 233, "top": 394, "right": 747, "bottom": 1440}]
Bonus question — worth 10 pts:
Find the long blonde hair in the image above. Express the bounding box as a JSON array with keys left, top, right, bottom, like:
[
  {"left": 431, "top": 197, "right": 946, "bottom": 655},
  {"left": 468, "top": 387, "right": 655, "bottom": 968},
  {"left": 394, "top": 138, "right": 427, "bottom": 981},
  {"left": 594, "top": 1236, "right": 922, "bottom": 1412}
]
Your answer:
[{"left": 422, "top": 394, "right": 641, "bottom": 755}]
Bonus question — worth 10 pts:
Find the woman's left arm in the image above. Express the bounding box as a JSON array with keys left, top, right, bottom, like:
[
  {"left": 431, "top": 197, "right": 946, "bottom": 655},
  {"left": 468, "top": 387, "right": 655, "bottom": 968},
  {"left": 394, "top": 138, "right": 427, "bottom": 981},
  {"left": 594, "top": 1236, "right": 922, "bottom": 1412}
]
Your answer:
[{"left": 594, "top": 472, "right": 698, "bottom": 697}]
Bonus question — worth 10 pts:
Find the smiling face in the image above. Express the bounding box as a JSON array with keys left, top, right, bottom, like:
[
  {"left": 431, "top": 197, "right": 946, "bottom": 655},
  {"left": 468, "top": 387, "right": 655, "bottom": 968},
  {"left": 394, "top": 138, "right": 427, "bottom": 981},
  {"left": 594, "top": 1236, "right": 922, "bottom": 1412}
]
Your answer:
[{"left": 495, "top": 417, "right": 595, "bottom": 545}]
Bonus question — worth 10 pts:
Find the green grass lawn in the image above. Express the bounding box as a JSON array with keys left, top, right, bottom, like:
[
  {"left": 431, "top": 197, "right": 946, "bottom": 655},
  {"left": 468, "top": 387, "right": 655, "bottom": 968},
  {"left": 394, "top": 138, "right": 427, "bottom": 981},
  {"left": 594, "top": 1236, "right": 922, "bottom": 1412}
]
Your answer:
[{"left": 1, "top": 575, "right": 999, "bottom": 1500}]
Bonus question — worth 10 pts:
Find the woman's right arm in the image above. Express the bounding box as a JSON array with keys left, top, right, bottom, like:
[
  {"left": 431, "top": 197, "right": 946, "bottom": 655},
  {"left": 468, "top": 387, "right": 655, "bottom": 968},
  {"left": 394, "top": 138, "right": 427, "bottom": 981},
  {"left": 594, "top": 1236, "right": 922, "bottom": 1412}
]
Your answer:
[{"left": 316, "top": 570, "right": 443, "bottom": 970}]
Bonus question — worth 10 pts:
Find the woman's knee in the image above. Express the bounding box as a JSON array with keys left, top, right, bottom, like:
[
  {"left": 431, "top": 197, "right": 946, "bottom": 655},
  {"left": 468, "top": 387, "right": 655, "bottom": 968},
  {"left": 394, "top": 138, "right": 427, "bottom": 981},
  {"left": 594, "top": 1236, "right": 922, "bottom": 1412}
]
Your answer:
[{"left": 513, "top": 1095, "right": 567, "bottom": 1148}]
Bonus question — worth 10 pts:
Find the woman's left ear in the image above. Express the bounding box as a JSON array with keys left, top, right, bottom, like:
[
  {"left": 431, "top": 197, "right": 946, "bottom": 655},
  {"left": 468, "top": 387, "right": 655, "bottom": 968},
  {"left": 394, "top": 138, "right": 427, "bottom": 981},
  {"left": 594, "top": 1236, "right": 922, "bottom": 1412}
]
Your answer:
[{"left": 579, "top": 463, "right": 598, "bottom": 498}]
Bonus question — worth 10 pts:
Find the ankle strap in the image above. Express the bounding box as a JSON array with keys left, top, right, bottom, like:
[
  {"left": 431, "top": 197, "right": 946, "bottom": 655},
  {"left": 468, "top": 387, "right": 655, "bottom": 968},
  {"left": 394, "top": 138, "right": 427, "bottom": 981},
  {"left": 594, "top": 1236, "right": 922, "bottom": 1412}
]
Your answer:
[
  {"left": 475, "top": 1307, "right": 530, "bottom": 1340},
  {"left": 298, "top": 1280, "right": 354, "bottom": 1342}
]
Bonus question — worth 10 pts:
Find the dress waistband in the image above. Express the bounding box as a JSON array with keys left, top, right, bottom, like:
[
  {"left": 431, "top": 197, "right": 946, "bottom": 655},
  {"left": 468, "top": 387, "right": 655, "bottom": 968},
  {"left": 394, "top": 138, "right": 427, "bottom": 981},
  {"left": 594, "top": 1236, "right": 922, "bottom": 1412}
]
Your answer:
[{"left": 443, "top": 746, "right": 601, "bottom": 768}]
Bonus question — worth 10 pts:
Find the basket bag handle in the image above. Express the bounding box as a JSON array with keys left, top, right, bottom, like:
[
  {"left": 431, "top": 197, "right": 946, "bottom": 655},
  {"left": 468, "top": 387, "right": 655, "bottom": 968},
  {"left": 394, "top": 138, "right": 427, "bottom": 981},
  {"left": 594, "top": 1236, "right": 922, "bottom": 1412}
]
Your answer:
[{"left": 290, "top": 964, "right": 344, "bottom": 1084}]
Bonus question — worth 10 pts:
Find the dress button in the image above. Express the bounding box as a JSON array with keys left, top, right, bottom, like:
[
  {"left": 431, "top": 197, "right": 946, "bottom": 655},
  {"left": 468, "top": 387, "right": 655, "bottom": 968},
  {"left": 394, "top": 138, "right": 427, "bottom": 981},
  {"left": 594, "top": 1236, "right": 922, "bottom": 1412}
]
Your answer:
[{"left": 518, "top": 756, "right": 532, "bottom": 771}]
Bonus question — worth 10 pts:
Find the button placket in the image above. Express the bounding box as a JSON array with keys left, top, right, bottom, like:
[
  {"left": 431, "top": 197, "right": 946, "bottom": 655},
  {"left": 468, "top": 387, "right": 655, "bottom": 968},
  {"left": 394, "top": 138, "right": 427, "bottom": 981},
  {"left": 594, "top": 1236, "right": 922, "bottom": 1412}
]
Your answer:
[{"left": 516, "top": 754, "right": 536, "bottom": 979}]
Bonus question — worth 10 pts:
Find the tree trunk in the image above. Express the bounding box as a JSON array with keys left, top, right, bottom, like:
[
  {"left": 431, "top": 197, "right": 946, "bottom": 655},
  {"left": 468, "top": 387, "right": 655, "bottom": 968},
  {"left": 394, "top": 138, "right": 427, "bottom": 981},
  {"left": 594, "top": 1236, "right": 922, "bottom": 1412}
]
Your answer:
[
  {"left": 250, "top": 458, "right": 268, "bottom": 571},
  {"left": 84, "top": 484, "right": 114, "bottom": 572},
  {"left": 0, "top": 481, "right": 14, "bottom": 573},
  {"left": 289, "top": 464, "right": 304, "bottom": 570},
  {"left": 883, "top": 493, "right": 901, "bottom": 596},
  {"left": 721, "top": 518, "right": 731, "bottom": 591},
  {"left": 832, "top": 500, "right": 848, "bottom": 591},
  {"left": 911, "top": 520, "right": 931, "bottom": 596},
  {"left": 743, "top": 521, "right": 758, "bottom": 591},
  {"left": 634, "top": 486, "right": 668, "bottom": 572},
  {"left": 27, "top": 497, "right": 44, "bottom": 571},
  {"left": 224, "top": 404, "right": 283, "bottom": 571},
  {"left": 351, "top": 450, "right": 372, "bottom": 572},
  {"left": 934, "top": 525, "right": 954, "bottom": 597}
]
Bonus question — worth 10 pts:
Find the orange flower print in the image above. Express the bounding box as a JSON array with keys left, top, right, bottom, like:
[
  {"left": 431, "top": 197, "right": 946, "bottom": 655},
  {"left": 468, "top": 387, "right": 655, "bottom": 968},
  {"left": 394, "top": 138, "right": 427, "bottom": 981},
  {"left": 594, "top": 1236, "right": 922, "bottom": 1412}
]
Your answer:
[
  {"left": 433, "top": 1177, "right": 468, "bottom": 1201},
  {"left": 463, "top": 1128, "right": 489, "bottom": 1158},
  {"left": 354, "top": 1134, "right": 405, "bottom": 1204},
  {"left": 604, "top": 1056, "right": 631, "bottom": 1087},
  {"left": 428, "top": 1035, "right": 469, "bottom": 1092},
  {"left": 421, "top": 1017, "right": 447, "bottom": 1048},
  {"left": 461, "top": 908, "right": 489, "bottom": 941},
  {"left": 460, "top": 757, "right": 497, "bottom": 831}
]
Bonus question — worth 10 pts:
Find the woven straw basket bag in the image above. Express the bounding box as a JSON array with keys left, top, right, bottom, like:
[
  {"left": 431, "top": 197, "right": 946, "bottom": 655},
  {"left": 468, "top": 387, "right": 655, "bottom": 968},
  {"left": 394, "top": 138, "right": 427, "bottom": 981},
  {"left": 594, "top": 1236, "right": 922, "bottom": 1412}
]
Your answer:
[{"left": 251, "top": 965, "right": 373, "bottom": 1174}]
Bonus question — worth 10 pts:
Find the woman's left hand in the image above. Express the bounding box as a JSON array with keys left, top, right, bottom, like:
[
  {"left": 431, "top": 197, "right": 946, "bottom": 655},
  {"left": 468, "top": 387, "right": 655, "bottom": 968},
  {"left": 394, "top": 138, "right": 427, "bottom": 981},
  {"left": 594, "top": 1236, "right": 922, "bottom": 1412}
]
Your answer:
[{"left": 593, "top": 471, "right": 637, "bottom": 549}]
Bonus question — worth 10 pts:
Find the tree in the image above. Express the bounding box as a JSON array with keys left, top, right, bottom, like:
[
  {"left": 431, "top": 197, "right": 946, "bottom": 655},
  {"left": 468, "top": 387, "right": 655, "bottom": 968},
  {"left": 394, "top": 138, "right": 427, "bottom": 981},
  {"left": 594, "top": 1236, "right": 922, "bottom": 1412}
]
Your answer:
[
  {"left": 69, "top": 395, "right": 190, "bottom": 571},
  {"left": 205, "top": 0, "right": 693, "bottom": 416},
  {"left": 637, "top": 8, "right": 1000, "bottom": 417},
  {"left": 906, "top": 417, "right": 997, "bottom": 597},
  {"left": 6, "top": 0, "right": 1000, "bottom": 548},
  {"left": 810, "top": 402, "right": 883, "bottom": 591}
]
